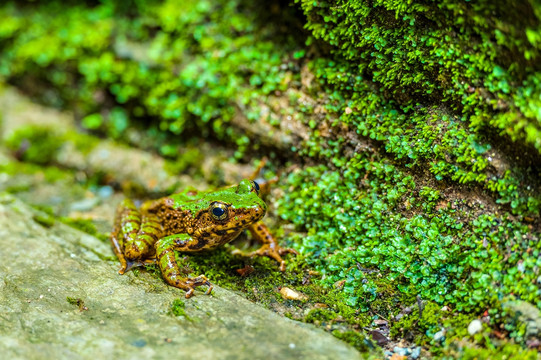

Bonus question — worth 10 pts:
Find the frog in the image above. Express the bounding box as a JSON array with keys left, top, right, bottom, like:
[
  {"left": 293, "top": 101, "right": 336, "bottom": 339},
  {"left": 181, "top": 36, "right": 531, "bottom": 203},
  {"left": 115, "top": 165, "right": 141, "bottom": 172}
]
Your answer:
[{"left": 110, "top": 173, "right": 297, "bottom": 298}]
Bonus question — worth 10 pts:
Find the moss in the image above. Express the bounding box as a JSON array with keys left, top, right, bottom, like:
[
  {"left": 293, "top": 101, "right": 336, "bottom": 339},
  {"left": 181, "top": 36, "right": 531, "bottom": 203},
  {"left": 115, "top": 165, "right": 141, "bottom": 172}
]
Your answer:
[
  {"left": 66, "top": 296, "right": 88, "bottom": 311},
  {"left": 0, "top": 159, "right": 70, "bottom": 184},
  {"left": 33, "top": 214, "right": 55, "bottom": 228},
  {"left": 60, "top": 217, "right": 109, "bottom": 243},
  {"left": 5, "top": 126, "right": 63, "bottom": 165},
  {"left": 0, "top": 0, "right": 303, "bottom": 157},
  {"left": 3, "top": 183, "right": 31, "bottom": 194},
  {"left": 4, "top": 125, "right": 99, "bottom": 166},
  {"left": 304, "top": 308, "right": 337, "bottom": 324},
  {"left": 171, "top": 298, "right": 190, "bottom": 319},
  {"left": 163, "top": 147, "right": 205, "bottom": 177},
  {"left": 390, "top": 301, "right": 444, "bottom": 345},
  {"left": 277, "top": 160, "right": 540, "bottom": 313},
  {"left": 331, "top": 330, "right": 377, "bottom": 356}
]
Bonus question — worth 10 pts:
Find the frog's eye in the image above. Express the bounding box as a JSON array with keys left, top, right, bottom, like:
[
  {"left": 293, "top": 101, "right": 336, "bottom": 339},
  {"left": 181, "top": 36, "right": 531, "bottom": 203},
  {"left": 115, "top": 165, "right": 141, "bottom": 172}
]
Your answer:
[
  {"left": 251, "top": 180, "right": 260, "bottom": 195},
  {"left": 210, "top": 202, "right": 228, "bottom": 221}
]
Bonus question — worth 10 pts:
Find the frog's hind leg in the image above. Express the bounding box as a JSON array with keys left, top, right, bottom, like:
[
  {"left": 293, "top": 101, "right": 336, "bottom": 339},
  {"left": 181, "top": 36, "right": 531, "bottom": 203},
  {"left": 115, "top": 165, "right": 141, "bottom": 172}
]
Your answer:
[
  {"left": 244, "top": 222, "right": 298, "bottom": 271},
  {"left": 111, "top": 199, "right": 162, "bottom": 274}
]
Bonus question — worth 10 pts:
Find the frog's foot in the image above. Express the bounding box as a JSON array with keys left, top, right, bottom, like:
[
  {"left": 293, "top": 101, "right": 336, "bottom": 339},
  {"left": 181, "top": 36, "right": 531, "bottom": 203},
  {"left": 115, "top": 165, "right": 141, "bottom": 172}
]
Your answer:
[
  {"left": 183, "top": 275, "right": 213, "bottom": 298},
  {"left": 233, "top": 245, "right": 298, "bottom": 272},
  {"left": 250, "top": 245, "right": 299, "bottom": 272},
  {"left": 119, "top": 258, "right": 157, "bottom": 274}
]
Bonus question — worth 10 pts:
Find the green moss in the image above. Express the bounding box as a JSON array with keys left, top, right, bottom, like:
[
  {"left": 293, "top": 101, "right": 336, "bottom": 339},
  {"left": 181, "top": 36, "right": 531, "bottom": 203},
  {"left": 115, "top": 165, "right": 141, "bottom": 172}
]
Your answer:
[
  {"left": 0, "top": 159, "right": 70, "bottom": 184},
  {"left": 5, "top": 126, "right": 63, "bottom": 165},
  {"left": 331, "top": 330, "right": 376, "bottom": 355},
  {"left": 60, "top": 217, "right": 109, "bottom": 243},
  {"left": 66, "top": 296, "right": 87, "bottom": 311},
  {"left": 278, "top": 158, "right": 541, "bottom": 310},
  {"left": 304, "top": 308, "right": 337, "bottom": 324},
  {"left": 454, "top": 343, "right": 539, "bottom": 360},
  {"left": 163, "top": 147, "right": 204, "bottom": 176},
  {"left": 33, "top": 214, "right": 55, "bottom": 228},
  {"left": 170, "top": 298, "right": 190, "bottom": 318},
  {"left": 0, "top": 0, "right": 303, "bottom": 157},
  {"left": 391, "top": 301, "right": 443, "bottom": 344},
  {"left": 4, "top": 125, "right": 99, "bottom": 166}
]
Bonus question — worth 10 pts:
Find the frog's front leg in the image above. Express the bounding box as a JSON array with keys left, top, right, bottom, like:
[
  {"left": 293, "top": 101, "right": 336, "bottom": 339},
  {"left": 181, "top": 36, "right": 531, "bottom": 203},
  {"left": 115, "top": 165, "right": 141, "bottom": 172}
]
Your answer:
[
  {"left": 156, "top": 234, "right": 213, "bottom": 298},
  {"left": 246, "top": 222, "right": 298, "bottom": 271},
  {"left": 111, "top": 199, "right": 162, "bottom": 274}
]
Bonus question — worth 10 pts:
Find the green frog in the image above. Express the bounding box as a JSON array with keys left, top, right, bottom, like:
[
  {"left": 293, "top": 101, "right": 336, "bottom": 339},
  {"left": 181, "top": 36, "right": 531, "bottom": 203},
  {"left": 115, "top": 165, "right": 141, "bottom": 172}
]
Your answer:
[{"left": 110, "top": 177, "right": 297, "bottom": 298}]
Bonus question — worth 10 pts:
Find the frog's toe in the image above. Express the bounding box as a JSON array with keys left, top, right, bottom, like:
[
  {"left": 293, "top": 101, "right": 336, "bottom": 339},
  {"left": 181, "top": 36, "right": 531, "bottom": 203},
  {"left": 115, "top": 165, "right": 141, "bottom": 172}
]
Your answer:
[
  {"left": 184, "top": 275, "right": 213, "bottom": 298},
  {"left": 185, "top": 288, "right": 195, "bottom": 299},
  {"left": 278, "top": 247, "right": 299, "bottom": 256},
  {"left": 122, "top": 259, "right": 146, "bottom": 273}
]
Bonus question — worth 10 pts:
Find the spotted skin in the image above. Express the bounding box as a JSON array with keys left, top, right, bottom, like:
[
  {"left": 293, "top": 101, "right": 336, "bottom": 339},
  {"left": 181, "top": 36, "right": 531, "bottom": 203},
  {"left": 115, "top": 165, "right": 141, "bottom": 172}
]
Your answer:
[{"left": 110, "top": 178, "right": 296, "bottom": 298}]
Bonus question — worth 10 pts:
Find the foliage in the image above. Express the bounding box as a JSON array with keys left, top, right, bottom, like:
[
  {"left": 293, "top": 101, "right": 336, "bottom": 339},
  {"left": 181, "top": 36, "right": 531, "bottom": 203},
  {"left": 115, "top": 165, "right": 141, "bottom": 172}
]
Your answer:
[{"left": 0, "top": 0, "right": 302, "bottom": 153}]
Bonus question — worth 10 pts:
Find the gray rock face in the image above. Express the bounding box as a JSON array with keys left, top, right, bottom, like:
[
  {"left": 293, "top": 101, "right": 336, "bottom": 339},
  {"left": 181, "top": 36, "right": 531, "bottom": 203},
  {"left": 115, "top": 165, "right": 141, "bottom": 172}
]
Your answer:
[{"left": 0, "top": 194, "right": 361, "bottom": 360}]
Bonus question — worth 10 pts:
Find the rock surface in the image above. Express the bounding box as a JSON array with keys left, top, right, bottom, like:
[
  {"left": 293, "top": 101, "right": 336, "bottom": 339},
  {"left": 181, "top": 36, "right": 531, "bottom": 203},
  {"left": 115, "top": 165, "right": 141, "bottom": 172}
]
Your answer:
[{"left": 0, "top": 193, "right": 361, "bottom": 359}]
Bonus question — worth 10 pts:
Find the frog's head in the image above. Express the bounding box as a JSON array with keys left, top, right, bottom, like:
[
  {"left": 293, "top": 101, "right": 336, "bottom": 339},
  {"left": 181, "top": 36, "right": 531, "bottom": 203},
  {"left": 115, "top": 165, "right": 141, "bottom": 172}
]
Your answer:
[{"left": 197, "top": 179, "right": 267, "bottom": 235}]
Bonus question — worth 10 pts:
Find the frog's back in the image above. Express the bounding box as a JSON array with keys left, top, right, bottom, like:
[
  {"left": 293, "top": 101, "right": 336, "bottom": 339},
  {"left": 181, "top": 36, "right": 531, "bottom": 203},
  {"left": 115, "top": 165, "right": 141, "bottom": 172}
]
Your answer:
[{"left": 172, "top": 187, "right": 203, "bottom": 203}]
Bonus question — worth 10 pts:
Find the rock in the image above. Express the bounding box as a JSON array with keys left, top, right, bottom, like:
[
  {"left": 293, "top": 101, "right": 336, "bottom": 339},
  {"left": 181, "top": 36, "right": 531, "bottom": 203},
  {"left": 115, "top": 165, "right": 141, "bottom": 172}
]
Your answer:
[
  {"left": 370, "top": 330, "right": 388, "bottom": 346},
  {"left": 467, "top": 319, "right": 483, "bottom": 335},
  {"left": 411, "top": 346, "right": 421, "bottom": 359},
  {"left": 0, "top": 193, "right": 361, "bottom": 359},
  {"left": 393, "top": 346, "right": 410, "bottom": 356},
  {"left": 279, "top": 287, "right": 308, "bottom": 301},
  {"left": 433, "top": 329, "right": 446, "bottom": 342},
  {"left": 69, "top": 197, "right": 100, "bottom": 212},
  {"left": 97, "top": 186, "right": 114, "bottom": 199}
]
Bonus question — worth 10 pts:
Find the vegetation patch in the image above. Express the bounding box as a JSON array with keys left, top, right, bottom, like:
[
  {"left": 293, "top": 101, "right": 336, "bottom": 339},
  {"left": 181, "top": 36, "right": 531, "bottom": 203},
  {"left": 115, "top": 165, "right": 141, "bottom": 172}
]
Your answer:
[
  {"left": 61, "top": 217, "right": 109, "bottom": 243},
  {"left": 170, "top": 298, "right": 189, "bottom": 318},
  {"left": 66, "top": 296, "right": 88, "bottom": 311}
]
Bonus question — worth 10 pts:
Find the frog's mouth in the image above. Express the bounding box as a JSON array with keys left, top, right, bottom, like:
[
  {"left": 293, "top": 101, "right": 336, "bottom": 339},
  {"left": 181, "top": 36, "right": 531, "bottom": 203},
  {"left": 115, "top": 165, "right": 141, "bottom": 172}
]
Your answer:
[{"left": 231, "top": 205, "right": 266, "bottom": 226}]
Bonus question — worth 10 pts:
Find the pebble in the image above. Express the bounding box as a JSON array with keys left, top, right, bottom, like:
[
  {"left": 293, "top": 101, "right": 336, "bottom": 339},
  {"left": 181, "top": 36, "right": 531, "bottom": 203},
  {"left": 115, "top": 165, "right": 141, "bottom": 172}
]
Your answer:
[
  {"left": 433, "top": 329, "right": 445, "bottom": 342},
  {"left": 393, "top": 346, "right": 410, "bottom": 356},
  {"left": 411, "top": 347, "right": 421, "bottom": 359},
  {"left": 467, "top": 319, "right": 483, "bottom": 335},
  {"left": 97, "top": 185, "right": 114, "bottom": 198},
  {"left": 279, "top": 287, "right": 308, "bottom": 301}
]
